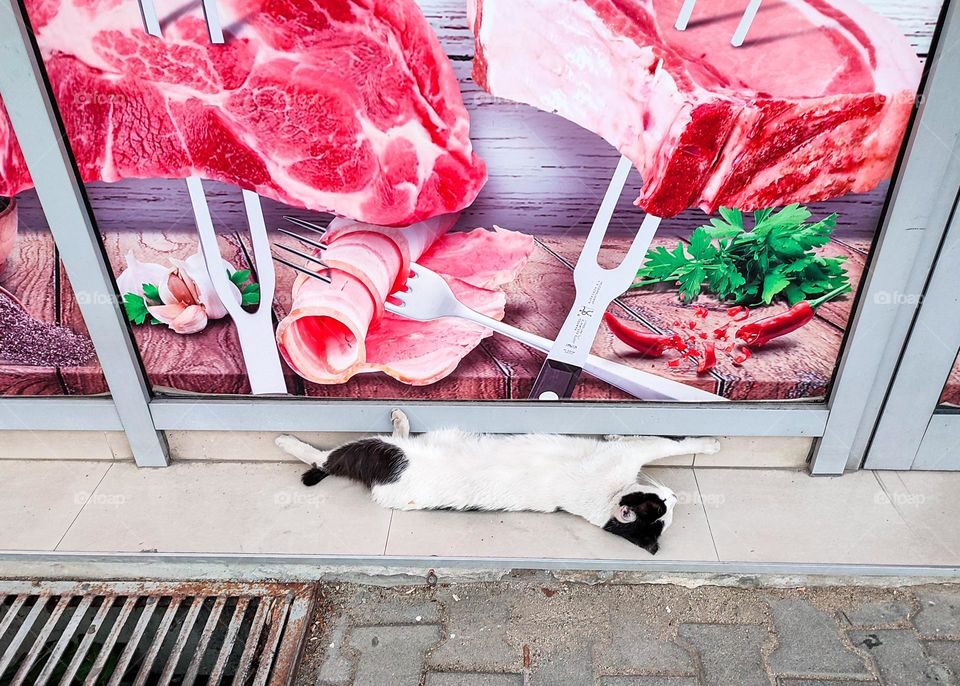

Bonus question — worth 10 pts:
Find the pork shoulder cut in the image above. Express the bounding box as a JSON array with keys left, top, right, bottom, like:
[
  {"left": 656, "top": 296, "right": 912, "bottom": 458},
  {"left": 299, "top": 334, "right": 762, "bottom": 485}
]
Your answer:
[
  {"left": 0, "top": 0, "right": 487, "bottom": 227},
  {"left": 468, "top": 0, "right": 922, "bottom": 217}
]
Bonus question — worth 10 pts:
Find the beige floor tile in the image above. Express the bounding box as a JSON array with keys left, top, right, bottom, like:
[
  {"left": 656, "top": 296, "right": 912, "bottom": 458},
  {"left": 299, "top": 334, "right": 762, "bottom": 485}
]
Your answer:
[
  {"left": 694, "top": 437, "right": 812, "bottom": 468},
  {"left": 698, "top": 469, "right": 958, "bottom": 566},
  {"left": 0, "top": 431, "right": 117, "bottom": 460},
  {"left": 875, "top": 471, "right": 960, "bottom": 562},
  {"left": 385, "top": 468, "right": 717, "bottom": 560},
  {"left": 0, "top": 460, "right": 112, "bottom": 550},
  {"left": 58, "top": 462, "right": 391, "bottom": 555},
  {"left": 165, "top": 431, "right": 370, "bottom": 461}
]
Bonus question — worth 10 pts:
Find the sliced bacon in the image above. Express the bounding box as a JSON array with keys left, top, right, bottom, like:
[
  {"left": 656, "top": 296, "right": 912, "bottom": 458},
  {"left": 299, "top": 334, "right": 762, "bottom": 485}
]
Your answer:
[{"left": 275, "top": 220, "right": 535, "bottom": 385}]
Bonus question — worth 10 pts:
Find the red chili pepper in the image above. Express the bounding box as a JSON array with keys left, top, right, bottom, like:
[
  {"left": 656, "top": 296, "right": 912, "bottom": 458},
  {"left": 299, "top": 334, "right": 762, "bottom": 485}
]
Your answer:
[
  {"left": 732, "top": 346, "right": 752, "bottom": 365},
  {"left": 727, "top": 306, "right": 750, "bottom": 322},
  {"left": 604, "top": 313, "right": 680, "bottom": 357},
  {"left": 735, "top": 302, "right": 816, "bottom": 347},
  {"left": 697, "top": 341, "right": 717, "bottom": 374}
]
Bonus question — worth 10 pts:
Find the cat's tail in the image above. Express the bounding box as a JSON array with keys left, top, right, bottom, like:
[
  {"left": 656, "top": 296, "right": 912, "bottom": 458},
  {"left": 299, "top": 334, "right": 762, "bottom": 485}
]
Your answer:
[{"left": 275, "top": 435, "right": 331, "bottom": 486}]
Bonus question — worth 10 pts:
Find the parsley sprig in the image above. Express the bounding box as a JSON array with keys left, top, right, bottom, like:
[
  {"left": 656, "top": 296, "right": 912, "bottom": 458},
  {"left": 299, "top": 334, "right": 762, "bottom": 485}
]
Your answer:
[
  {"left": 633, "top": 204, "right": 850, "bottom": 306},
  {"left": 229, "top": 269, "right": 261, "bottom": 306}
]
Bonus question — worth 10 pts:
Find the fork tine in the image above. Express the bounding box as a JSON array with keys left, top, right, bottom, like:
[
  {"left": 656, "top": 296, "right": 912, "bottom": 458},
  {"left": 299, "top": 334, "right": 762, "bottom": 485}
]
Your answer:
[
  {"left": 201, "top": 0, "right": 225, "bottom": 43},
  {"left": 276, "top": 227, "right": 329, "bottom": 252},
  {"left": 674, "top": 0, "right": 696, "bottom": 30},
  {"left": 136, "top": 0, "right": 163, "bottom": 36},
  {"left": 274, "top": 242, "right": 331, "bottom": 268},
  {"left": 272, "top": 254, "right": 333, "bottom": 283},
  {"left": 282, "top": 216, "right": 329, "bottom": 236}
]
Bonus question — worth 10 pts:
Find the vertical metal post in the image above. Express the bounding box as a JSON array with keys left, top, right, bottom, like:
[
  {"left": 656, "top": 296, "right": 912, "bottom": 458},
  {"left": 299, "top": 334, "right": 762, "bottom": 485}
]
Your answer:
[
  {"left": 810, "top": 0, "right": 960, "bottom": 474},
  {"left": 0, "top": 0, "right": 169, "bottom": 466},
  {"left": 866, "top": 190, "right": 960, "bottom": 469}
]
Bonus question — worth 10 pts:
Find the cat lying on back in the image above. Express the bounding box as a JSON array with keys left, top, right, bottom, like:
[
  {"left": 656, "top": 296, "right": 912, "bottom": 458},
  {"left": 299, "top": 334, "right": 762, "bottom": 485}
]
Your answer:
[{"left": 276, "top": 409, "right": 720, "bottom": 554}]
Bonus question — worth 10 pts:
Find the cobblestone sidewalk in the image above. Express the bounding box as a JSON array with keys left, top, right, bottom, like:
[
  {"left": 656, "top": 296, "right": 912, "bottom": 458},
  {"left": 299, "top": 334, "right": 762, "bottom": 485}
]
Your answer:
[{"left": 294, "top": 574, "right": 960, "bottom": 686}]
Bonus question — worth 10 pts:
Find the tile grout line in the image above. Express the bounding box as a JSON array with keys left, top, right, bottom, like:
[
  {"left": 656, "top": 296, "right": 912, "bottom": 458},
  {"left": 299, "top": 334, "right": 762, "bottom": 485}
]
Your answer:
[
  {"left": 382, "top": 510, "right": 394, "bottom": 556},
  {"left": 53, "top": 462, "right": 115, "bottom": 552},
  {"left": 692, "top": 468, "right": 722, "bottom": 563}
]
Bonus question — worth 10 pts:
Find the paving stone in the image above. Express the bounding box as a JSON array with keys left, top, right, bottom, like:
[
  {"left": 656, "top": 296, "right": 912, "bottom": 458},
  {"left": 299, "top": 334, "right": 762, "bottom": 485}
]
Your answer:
[
  {"left": 916, "top": 591, "right": 960, "bottom": 637},
  {"left": 599, "top": 678, "right": 700, "bottom": 686},
  {"left": 349, "top": 591, "right": 441, "bottom": 625},
  {"left": 348, "top": 624, "right": 442, "bottom": 686},
  {"left": 596, "top": 602, "right": 695, "bottom": 674},
  {"left": 677, "top": 624, "right": 769, "bottom": 686},
  {"left": 530, "top": 642, "right": 595, "bottom": 686},
  {"left": 425, "top": 673, "right": 523, "bottom": 686},
  {"left": 768, "top": 599, "right": 869, "bottom": 677},
  {"left": 316, "top": 615, "right": 354, "bottom": 685},
  {"left": 841, "top": 601, "right": 912, "bottom": 626},
  {"left": 428, "top": 589, "right": 517, "bottom": 671},
  {"left": 850, "top": 630, "right": 956, "bottom": 686},
  {"left": 925, "top": 641, "right": 960, "bottom": 679}
]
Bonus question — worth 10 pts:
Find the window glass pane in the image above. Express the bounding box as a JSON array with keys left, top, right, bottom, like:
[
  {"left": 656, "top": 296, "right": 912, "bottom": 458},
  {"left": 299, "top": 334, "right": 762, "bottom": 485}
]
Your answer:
[{"left": 2, "top": 0, "right": 948, "bottom": 402}]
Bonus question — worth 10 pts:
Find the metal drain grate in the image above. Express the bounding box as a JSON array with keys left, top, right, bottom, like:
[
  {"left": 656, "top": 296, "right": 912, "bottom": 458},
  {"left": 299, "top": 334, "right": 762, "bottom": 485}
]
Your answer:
[{"left": 0, "top": 580, "right": 314, "bottom": 685}]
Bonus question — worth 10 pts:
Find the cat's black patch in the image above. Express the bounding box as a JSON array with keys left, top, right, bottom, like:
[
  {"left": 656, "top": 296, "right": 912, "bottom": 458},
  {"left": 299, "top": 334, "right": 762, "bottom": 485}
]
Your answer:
[
  {"left": 321, "top": 438, "right": 408, "bottom": 488},
  {"left": 603, "top": 492, "right": 668, "bottom": 554},
  {"left": 301, "top": 467, "right": 328, "bottom": 486}
]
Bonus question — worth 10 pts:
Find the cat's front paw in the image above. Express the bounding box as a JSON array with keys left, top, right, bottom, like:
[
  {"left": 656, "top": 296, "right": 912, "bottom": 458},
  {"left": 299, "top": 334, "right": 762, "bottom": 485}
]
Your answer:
[
  {"left": 691, "top": 438, "right": 722, "bottom": 455},
  {"left": 275, "top": 435, "right": 303, "bottom": 454}
]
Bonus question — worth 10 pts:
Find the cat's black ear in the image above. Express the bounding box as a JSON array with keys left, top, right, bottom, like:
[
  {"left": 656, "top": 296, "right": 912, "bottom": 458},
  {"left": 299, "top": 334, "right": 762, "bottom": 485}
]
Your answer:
[
  {"left": 641, "top": 539, "right": 660, "bottom": 555},
  {"left": 302, "top": 467, "right": 328, "bottom": 487}
]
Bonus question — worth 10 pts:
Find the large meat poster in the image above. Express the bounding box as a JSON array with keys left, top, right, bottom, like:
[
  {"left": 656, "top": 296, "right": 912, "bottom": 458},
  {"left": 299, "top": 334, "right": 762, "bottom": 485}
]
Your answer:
[{"left": 0, "top": 0, "right": 950, "bottom": 402}]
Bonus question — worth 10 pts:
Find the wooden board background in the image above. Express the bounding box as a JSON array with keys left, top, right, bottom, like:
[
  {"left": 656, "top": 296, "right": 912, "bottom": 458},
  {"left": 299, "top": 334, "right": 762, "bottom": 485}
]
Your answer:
[{"left": 1, "top": 0, "right": 952, "bottom": 401}]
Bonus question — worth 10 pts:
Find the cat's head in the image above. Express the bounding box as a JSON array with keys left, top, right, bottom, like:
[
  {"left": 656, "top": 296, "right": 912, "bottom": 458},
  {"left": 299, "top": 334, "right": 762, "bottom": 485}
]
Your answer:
[{"left": 602, "top": 478, "right": 677, "bottom": 555}]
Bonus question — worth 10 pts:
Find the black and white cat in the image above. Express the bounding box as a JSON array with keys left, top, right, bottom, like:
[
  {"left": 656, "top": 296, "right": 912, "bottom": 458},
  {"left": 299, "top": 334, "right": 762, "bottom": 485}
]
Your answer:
[{"left": 275, "top": 410, "right": 720, "bottom": 554}]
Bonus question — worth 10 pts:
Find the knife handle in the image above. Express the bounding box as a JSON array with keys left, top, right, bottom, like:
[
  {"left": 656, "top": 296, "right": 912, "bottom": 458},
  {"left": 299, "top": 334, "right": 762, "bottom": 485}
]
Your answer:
[{"left": 529, "top": 359, "right": 583, "bottom": 400}]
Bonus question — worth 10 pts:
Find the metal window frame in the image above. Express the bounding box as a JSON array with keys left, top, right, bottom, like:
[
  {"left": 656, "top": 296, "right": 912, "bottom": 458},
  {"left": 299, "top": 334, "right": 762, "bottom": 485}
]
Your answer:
[
  {"left": 0, "top": 0, "right": 957, "bottom": 471},
  {"left": 0, "top": 0, "right": 168, "bottom": 464},
  {"left": 811, "top": 0, "right": 960, "bottom": 474},
  {"left": 865, "top": 179, "right": 960, "bottom": 469}
]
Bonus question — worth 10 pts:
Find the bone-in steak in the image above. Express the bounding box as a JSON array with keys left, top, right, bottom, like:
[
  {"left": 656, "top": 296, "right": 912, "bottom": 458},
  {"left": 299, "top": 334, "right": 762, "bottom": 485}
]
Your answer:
[
  {"left": 0, "top": 0, "right": 487, "bottom": 227},
  {"left": 468, "top": 0, "right": 921, "bottom": 217}
]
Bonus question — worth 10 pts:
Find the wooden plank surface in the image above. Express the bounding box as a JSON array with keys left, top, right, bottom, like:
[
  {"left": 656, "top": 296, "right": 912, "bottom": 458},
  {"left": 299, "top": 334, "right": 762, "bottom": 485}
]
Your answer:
[
  {"left": 0, "top": 222, "right": 65, "bottom": 395},
  {"left": 96, "top": 228, "right": 256, "bottom": 395}
]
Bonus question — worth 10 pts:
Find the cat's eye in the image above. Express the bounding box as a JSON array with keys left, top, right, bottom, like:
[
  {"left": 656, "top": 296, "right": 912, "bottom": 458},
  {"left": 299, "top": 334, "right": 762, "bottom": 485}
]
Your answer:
[{"left": 618, "top": 506, "right": 637, "bottom": 523}]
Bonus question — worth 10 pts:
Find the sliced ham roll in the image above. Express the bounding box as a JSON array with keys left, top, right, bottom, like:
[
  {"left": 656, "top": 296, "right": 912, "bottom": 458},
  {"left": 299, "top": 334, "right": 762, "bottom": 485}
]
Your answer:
[{"left": 276, "top": 218, "right": 534, "bottom": 385}]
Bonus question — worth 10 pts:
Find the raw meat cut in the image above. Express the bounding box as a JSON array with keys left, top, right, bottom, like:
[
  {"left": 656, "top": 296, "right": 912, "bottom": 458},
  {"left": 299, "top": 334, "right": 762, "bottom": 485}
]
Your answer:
[
  {"left": 276, "top": 215, "right": 534, "bottom": 384},
  {"left": 468, "top": 0, "right": 922, "bottom": 217},
  {"left": 0, "top": 0, "right": 487, "bottom": 227}
]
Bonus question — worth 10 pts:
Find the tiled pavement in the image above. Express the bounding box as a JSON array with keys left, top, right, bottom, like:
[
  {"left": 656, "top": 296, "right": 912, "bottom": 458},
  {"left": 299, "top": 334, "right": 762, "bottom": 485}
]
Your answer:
[{"left": 295, "top": 578, "right": 960, "bottom": 686}]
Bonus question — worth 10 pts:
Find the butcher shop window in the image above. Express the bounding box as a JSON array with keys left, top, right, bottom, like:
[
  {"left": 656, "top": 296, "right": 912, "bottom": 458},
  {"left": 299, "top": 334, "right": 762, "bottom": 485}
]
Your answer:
[{"left": 0, "top": 0, "right": 952, "bottom": 413}]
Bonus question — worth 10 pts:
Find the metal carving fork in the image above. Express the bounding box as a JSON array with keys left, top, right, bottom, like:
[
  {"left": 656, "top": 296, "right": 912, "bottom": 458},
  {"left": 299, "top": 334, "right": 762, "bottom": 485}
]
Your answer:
[
  {"left": 271, "top": 225, "right": 724, "bottom": 402},
  {"left": 137, "top": 4, "right": 284, "bottom": 393}
]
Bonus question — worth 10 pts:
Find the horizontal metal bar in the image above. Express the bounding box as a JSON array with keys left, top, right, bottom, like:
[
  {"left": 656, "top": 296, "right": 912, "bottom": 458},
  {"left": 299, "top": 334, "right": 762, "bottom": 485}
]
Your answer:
[
  {"left": 0, "top": 398, "right": 123, "bottom": 431},
  {"left": 0, "top": 551, "right": 957, "bottom": 582},
  {"left": 149, "top": 398, "right": 829, "bottom": 436}
]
